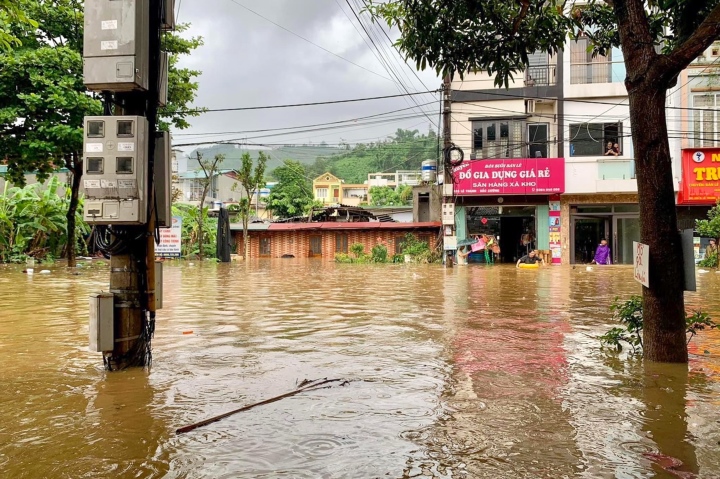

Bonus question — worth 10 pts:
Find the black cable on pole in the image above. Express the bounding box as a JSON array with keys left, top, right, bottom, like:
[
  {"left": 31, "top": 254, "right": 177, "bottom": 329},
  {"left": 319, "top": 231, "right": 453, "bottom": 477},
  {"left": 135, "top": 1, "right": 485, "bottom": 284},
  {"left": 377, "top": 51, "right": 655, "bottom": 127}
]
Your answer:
[{"left": 180, "top": 90, "right": 438, "bottom": 114}]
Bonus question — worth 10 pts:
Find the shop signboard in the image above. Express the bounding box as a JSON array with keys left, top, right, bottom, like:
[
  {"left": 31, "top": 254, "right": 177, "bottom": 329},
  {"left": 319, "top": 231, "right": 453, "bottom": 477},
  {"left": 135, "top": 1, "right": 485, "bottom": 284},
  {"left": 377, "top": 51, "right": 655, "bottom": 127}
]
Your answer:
[
  {"left": 452, "top": 158, "right": 565, "bottom": 196},
  {"left": 678, "top": 148, "right": 720, "bottom": 205},
  {"left": 155, "top": 216, "right": 182, "bottom": 257},
  {"left": 549, "top": 200, "right": 561, "bottom": 264}
]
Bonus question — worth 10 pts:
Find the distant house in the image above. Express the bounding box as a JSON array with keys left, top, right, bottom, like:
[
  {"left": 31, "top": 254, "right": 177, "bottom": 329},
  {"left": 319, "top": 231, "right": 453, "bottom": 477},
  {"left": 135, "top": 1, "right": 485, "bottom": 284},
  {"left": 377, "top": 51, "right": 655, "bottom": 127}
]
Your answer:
[
  {"left": 175, "top": 168, "right": 274, "bottom": 219},
  {"left": 312, "top": 172, "right": 368, "bottom": 207},
  {"left": 231, "top": 221, "right": 441, "bottom": 259},
  {"left": 367, "top": 170, "right": 422, "bottom": 188}
]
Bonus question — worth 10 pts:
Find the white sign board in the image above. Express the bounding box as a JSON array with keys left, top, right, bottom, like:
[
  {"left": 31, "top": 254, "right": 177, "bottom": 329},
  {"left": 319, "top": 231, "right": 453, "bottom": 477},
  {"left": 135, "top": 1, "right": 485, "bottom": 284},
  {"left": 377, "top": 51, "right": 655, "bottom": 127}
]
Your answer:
[
  {"left": 155, "top": 216, "right": 182, "bottom": 257},
  {"left": 633, "top": 241, "right": 649, "bottom": 288}
]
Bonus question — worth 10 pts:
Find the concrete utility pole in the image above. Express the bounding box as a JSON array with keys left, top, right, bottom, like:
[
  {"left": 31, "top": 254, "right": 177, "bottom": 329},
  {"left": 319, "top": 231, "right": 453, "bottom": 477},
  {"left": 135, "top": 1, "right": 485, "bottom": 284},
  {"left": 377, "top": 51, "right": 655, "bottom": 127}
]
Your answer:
[
  {"left": 84, "top": 0, "right": 170, "bottom": 370},
  {"left": 107, "top": 2, "right": 161, "bottom": 369},
  {"left": 441, "top": 75, "right": 455, "bottom": 268}
]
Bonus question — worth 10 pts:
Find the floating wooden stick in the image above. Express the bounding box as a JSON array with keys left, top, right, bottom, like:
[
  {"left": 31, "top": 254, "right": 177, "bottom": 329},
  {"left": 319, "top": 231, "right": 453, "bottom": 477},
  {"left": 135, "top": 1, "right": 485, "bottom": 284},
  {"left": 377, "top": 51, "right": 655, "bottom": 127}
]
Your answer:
[{"left": 176, "top": 378, "right": 347, "bottom": 434}]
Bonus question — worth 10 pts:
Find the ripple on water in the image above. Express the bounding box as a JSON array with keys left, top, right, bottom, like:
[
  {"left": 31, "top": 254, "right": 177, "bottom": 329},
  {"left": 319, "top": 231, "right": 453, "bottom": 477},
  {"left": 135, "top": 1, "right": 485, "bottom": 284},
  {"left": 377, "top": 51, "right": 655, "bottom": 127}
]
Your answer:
[{"left": 290, "top": 434, "right": 353, "bottom": 459}]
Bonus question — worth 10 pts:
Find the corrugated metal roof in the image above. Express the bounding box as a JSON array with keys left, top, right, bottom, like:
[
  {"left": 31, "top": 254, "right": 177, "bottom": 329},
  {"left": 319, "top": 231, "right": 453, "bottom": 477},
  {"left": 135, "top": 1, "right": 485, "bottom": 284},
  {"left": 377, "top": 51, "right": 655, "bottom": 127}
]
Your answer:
[
  {"left": 229, "top": 222, "right": 271, "bottom": 231},
  {"left": 266, "top": 222, "right": 441, "bottom": 231}
]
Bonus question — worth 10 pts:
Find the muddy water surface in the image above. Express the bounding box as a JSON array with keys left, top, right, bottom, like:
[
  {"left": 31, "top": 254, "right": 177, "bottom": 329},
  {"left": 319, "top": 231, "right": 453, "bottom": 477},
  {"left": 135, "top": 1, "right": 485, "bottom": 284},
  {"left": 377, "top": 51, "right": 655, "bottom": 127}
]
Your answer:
[{"left": 1, "top": 261, "right": 719, "bottom": 478}]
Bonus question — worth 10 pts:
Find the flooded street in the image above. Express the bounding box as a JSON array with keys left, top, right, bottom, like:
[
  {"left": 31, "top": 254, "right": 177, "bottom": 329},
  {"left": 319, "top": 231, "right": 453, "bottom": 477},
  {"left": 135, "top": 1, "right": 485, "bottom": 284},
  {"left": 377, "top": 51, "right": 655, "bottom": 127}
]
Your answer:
[{"left": 1, "top": 261, "right": 719, "bottom": 478}]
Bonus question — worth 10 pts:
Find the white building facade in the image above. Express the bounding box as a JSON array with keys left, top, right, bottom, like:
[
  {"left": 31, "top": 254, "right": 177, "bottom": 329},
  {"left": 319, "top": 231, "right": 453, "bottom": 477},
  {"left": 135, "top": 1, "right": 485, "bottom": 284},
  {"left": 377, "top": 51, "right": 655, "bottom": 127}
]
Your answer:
[{"left": 447, "top": 38, "right": 694, "bottom": 265}]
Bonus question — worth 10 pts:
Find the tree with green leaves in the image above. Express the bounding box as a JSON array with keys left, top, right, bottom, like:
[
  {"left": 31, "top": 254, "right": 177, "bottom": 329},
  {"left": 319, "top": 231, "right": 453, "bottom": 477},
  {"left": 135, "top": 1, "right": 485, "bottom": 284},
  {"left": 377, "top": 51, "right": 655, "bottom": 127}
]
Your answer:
[
  {"left": 0, "top": 0, "right": 203, "bottom": 267},
  {"left": 194, "top": 153, "right": 224, "bottom": 260},
  {"left": 265, "top": 160, "right": 316, "bottom": 219},
  {"left": 232, "top": 151, "right": 267, "bottom": 260},
  {"left": 369, "top": 0, "right": 720, "bottom": 364},
  {"left": 696, "top": 201, "right": 720, "bottom": 267},
  {"left": 369, "top": 185, "right": 412, "bottom": 206},
  {"left": 0, "top": 0, "right": 37, "bottom": 50}
]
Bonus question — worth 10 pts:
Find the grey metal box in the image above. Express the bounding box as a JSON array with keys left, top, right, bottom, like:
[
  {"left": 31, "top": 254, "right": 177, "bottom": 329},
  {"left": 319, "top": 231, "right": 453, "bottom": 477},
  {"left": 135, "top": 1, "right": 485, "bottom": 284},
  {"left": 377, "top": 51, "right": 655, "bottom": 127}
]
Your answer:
[
  {"left": 82, "top": 115, "right": 149, "bottom": 225},
  {"left": 89, "top": 293, "right": 114, "bottom": 352},
  {"left": 158, "top": 51, "right": 168, "bottom": 107},
  {"left": 154, "top": 131, "right": 172, "bottom": 227},
  {"left": 154, "top": 261, "right": 163, "bottom": 310},
  {"left": 161, "top": 0, "right": 176, "bottom": 31},
  {"left": 83, "top": 0, "right": 149, "bottom": 91}
]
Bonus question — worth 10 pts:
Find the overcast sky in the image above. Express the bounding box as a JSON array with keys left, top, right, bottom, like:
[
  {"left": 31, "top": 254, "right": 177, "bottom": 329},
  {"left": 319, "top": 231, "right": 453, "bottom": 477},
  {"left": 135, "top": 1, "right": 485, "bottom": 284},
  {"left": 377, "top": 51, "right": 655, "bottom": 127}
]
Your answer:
[{"left": 171, "top": 0, "right": 441, "bottom": 153}]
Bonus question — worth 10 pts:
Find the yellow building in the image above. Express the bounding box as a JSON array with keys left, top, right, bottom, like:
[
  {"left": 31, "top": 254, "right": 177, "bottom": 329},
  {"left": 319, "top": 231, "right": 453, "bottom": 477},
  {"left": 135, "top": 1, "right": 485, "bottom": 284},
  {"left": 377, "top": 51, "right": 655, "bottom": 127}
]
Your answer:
[{"left": 312, "top": 172, "right": 368, "bottom": 207}]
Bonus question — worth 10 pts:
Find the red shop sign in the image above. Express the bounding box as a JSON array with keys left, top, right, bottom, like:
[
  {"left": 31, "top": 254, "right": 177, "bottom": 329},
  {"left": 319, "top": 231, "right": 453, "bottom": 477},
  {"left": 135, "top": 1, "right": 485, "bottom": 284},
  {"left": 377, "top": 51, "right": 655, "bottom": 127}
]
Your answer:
[
  {"left": 678, "top": 148, "right": 720, "bottom": 205},
  {"left": 452, "top": 158, "right": 565, "bottom": 196}
]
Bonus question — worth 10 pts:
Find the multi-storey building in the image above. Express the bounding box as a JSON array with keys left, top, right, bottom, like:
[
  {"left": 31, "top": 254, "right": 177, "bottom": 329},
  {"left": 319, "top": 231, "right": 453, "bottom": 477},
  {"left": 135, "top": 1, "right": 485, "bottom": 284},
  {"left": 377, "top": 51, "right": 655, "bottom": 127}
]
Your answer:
[{"left": 446, "top": 39, "right": 706, "bottom": 265}]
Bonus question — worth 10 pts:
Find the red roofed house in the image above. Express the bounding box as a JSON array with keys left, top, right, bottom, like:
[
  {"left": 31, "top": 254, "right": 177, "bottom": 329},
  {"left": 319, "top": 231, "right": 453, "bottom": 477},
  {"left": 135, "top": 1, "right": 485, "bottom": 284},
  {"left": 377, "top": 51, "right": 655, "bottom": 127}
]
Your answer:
[{"left": 232, "top": 221, "right": 442, "bottom": 259}]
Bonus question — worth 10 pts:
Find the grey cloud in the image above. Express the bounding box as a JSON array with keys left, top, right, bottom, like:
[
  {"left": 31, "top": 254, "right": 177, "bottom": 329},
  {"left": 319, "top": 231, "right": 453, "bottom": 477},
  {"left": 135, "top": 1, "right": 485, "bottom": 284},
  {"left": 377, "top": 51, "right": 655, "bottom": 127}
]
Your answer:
[{"left": 172, "top": 0, "right": 440, "bottom": 152}]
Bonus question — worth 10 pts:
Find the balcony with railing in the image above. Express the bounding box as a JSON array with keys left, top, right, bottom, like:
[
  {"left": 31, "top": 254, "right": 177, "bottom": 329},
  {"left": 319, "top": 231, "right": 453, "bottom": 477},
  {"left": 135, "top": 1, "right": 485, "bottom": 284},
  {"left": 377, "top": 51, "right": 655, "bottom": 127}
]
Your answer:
[
  {"left": 566, "top": 158, "right": 637, "bottom": 194},
  {"left": 570, "top": 60, "right": 626, "bottom": 85},
  {"left": 524, "top": 64, "right": 557, "bottom": 87}
]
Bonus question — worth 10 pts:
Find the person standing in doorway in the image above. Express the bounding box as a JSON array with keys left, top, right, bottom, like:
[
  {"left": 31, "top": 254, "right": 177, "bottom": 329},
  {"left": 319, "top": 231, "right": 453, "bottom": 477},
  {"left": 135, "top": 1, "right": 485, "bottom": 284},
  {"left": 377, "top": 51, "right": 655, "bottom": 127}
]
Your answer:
[
  {"left": 705, "top": 239, "right": 718, "bottom": 259},
  {"left": 592, "top": 239, "right": 612, "bottom": 265}
]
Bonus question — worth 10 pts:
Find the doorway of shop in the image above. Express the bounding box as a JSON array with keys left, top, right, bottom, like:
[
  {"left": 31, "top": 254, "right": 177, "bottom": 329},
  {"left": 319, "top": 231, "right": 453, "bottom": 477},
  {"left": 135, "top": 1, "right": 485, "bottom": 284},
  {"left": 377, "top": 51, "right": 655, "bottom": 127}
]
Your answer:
[{"left": 572, "top": 216, "right": 609, "bottom": 263}]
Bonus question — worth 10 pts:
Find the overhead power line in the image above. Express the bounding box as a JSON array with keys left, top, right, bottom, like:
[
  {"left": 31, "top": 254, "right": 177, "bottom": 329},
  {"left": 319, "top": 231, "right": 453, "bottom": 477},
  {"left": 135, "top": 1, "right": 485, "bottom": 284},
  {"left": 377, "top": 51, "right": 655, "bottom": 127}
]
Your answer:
[
  {"left": 173, "top": 101, "right": 438, "bottom": 137},
  {"left": 180, "top": 90, "right": 438, "bottom": 114},
  {"left": 226, "top": 0, "right": 393, "bottom": 82}
]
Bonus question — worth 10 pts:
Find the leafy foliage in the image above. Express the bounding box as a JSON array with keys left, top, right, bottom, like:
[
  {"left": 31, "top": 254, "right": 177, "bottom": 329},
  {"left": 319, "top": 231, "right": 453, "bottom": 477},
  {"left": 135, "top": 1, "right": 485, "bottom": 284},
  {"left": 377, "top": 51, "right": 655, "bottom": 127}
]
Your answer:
[
  {"left": 0, "top": 1, "right": 203, "bottom": 265},
  {"left": 0, "top": 177, "right": 88, "bottom": 262},
  {"left": 699, "top": 252, "right": 718, "bottom": 268},
  {"left": 371, "top": 243, "right": 389, "bottom": 263},
  {"left": 368, "top": 0, "right": 720, "bottom": 85},
  {"left": 696, "top": 200, "right": 720, "bottom": 241},
  {"left": 231, "top": 151, "right": 267, "bottom": 259},
  {"left": 600, "top": 296, "right": 716, "bottom": 355},
  {"left": 265, "top": 160, "right": 316, "bottom": 219},
  {"left": 171, "top": 203, "right": 217, "bottom": 258},
  {"left": 0, "top": 0, "right": 38, "bottom": 50},
  {"left": 369, "top": 185, "right": 412, "bottom": 206},
  {"left": 302, "top": 129, "right": 438, "bottom": 184}
]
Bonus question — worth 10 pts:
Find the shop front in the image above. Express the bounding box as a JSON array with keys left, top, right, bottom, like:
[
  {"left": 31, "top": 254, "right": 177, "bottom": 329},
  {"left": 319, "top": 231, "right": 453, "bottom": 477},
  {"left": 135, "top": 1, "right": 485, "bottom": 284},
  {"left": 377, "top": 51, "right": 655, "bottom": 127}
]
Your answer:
[
  {"left": 562, "top": 198, "right": 640, "bottom": 264},
  {"left": 451, "top": 158, "right": 565, "bottom": 263},
  {"left": 677, "top": 147, "right": 720, "bottom": 224}
]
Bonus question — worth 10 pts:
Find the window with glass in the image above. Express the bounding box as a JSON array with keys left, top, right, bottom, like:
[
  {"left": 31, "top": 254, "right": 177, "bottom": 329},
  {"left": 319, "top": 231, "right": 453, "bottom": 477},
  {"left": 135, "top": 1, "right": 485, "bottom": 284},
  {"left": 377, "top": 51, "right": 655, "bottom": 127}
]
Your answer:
[
  {"left": 693, "top": 93, "right": 720, "bottom": 147},
  {"left": 472, "top": 119, "right": 525, "bottom": 159},
  {"left": 569, "top": 122, "right": 623, "bottom": 156},
  {"left": 86, "top": 157, "right": 103, "bottom": 174},
  {"left": 316, "top": 188, "right": 328, "bottom": 199},
  {"left": 570, "top": 38, "right": 625, "bottom": 84},
  {"left": 335, "top": 233, "right": 348, "bottom": 253},
  {"left": 116, "top": 157, "right": 133, "bottom": 174}
]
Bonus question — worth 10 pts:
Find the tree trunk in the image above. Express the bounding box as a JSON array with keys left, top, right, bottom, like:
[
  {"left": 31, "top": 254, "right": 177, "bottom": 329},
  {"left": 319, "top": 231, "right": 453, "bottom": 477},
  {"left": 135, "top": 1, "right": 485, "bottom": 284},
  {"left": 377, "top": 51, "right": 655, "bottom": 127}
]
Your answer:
[
  {"left": 628, "top": 85, "right": 688, "bottom": 363},
  {"left": 243, "top": 214, "right": 249, "bottom": 260},
  {"left": 65, "top": 154, "right": 82, "bottom": 268},
  {"left": 197, "top": 207, "right": 204, "bottom": 260}
]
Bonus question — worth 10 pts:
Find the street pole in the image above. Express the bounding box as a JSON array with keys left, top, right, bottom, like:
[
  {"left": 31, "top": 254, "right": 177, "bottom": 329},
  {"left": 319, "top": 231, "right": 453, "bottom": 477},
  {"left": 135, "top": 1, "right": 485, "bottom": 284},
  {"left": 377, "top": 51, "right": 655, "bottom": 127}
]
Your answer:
[
  {"left": 104, "top": 2, "right": 162, "bottom": 370},
  {"left": 442, "top": 75, "right": 454, "bottom": 268}
]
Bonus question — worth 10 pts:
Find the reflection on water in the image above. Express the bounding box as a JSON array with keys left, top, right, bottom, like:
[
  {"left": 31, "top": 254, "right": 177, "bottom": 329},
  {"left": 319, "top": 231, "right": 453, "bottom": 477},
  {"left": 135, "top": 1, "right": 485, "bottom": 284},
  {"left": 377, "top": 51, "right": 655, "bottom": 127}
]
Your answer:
[{"left": 0, "top": 261, "right": 719, "bottom": 478}]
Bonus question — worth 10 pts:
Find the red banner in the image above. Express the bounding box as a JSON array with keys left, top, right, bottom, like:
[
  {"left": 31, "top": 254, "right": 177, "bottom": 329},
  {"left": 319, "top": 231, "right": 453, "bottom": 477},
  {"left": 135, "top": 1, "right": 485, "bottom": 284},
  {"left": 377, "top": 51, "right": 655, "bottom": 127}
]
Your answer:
[
  {"left": 679, "top": 148, "right": 720, "bottom": 205},
  {"left": 452, "top": 158, "right": 565, "bottom": 196}
]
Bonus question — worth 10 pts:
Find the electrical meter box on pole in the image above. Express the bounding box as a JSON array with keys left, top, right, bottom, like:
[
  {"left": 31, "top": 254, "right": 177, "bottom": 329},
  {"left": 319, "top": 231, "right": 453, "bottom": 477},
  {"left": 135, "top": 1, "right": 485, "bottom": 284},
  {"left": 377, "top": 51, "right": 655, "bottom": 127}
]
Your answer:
[
  {"left": 83, "top": 116, "right": 149, "bottom": 225},
  {"left": 83, "top": 0, "right": 150, "bottom": 91}
]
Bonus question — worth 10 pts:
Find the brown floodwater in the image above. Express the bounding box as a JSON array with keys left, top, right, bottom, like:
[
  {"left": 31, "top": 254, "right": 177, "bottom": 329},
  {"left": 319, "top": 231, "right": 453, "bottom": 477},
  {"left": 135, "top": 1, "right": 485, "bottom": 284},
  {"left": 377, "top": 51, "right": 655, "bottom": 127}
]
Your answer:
[{"left": 1, "top": 261, "right": 719, "bottom": 478}]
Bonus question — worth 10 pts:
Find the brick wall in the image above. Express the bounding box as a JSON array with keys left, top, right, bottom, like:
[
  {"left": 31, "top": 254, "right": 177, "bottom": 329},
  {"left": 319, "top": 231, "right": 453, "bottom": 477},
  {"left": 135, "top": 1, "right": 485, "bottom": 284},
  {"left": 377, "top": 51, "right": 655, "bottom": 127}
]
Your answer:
[{"left": 234, "top": 228, "right": 440, "bottom": 259}]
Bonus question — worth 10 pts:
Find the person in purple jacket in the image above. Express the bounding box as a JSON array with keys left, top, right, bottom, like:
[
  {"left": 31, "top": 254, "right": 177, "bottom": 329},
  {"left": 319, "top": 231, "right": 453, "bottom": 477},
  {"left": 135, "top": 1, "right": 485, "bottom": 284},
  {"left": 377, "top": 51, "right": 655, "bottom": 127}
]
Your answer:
[{"left": 592, "top": 239, "right": 612, "bottom": 265}]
